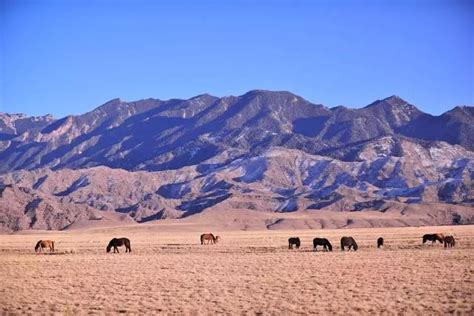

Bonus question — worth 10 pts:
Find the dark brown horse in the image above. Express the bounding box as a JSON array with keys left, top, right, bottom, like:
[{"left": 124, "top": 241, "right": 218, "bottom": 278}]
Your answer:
[
  {"left": 422, "top": 234, "right": 444, "bottom": 244},
  {"left": 288, "top": 237, "right": 300, "bottom": 249},
  {"left": 377, "top": 237, "right": 384, "bottom": 248},
  {"left": 106, "top": 238, "right": 131, "bottom": 253},
  {"left": 200, "top": 233, "right": 220, "bottom": 245},
  {"left": 35, "top": 240, "right": 55, "bottom": 253},
  {"left": 444, "top": 235, "right": 455, "bottom": 248},
  {"left": 313, "top": 238, "right": 332, "bottom": 251},
  {"left": 341, "top": 236, "right": 358, "bottom": 251}
]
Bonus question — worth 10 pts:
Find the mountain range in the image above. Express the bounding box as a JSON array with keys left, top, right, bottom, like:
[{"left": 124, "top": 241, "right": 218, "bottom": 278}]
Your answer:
[{"left": 0, "top": 90, "right": 473, "bottom": 232}]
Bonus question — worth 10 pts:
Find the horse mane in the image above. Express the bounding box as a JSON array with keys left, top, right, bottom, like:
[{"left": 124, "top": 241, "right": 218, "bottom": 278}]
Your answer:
[
  {"left": 106, "top": 240, "right": 114, "bottom": 252},
  {"left": 35, "top": 240, "right": 42, "bottom": 251},
  {"left": 327, "top": 240, "right": 333, "bottom": 251},
  {"left": 352, "top": 238, "right": 358, "bottom": 251}
]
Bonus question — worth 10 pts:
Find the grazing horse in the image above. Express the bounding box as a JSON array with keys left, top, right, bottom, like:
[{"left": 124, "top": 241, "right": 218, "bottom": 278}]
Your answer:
[
  {"left": 444, "top": 235, "right": 455, "bottom": 248},
  {"left": 106, "top": 238, "right": 131, "bottom": 253},
  {"left": 288, "top": 237, "right": 301, "bottom": 249},
  {"left": 422, "top": 234, "right": 444, "bottom": 244},
  {"left": 200, "top": 233, "right": 219, "bottom": 245},
  {"left": 35, "top": 240, "right": 55, "bottom": 253},
  {"left": 313, "top": 238, "right": 332, "bottom": 251},
  {"left": 341, "top": 236, "right": 358, "bottom": 251},
  {"left": 377, "top": 237, "right": 384, "bottom": 248}
]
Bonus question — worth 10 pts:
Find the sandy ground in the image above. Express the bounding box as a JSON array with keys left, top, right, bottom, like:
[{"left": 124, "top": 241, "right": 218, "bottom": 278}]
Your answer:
[{"left": 0, "top": 224, "right": 473, "bottom": 315}]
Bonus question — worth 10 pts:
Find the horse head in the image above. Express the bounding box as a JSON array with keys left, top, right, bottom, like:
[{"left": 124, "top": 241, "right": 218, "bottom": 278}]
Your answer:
[
  {"left": 215, "top": 236, "right": 220, "bottom": 243},
  {"left": 34, "top": 240, "right": 42, "bottom": 252},
  {"left": 352, "top": 240, "right": 358, "bottom": 251}
]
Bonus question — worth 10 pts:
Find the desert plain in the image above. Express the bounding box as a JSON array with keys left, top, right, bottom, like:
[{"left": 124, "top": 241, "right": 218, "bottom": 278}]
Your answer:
[{"left": 0, "top": 223, "right": 473, "bottom": 315}]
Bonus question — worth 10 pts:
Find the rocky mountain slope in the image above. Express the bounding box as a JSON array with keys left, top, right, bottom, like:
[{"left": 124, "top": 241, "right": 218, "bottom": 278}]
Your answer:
[
  {"left": 0, "top": 91, "right": 472, "bottom": 231},
  {"left": 1, "top": 137, "right": 473, "bottom": 232},
  {"left": 1, "top": 91, "right": 473, "bottom": 173}
]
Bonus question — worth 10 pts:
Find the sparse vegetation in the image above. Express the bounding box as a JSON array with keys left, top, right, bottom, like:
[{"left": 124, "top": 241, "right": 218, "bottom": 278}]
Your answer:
[{"left": 0, "top": 224, "right": 472, "bottom": 314}]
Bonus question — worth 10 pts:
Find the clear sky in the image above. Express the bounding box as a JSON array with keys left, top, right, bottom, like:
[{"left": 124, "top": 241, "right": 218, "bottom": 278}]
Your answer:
[{"left": 1, "top": 0, "right": 472, "bottom": 118}]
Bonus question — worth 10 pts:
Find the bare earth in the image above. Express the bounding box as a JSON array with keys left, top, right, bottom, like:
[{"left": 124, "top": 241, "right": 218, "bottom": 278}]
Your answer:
[{"left": 1, "top": 224, "right": 473, "bottom": 315}]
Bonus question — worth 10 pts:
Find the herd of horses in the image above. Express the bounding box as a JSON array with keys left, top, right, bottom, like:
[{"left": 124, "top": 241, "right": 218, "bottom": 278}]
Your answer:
[
  {"left": 33, "top": 232, "right": 456, "bottom": 254},
  {"left": 287, "top": 233, "right": 456, "bottom": 251}
]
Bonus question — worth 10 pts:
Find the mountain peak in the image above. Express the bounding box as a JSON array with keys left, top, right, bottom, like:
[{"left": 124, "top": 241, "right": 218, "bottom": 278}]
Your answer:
[
  {"left": 365, "top": 95, "right": 409, "bottom": 108},
  {"left": 94, "top": 98, "right": 124, "bottom": 112},
  {"left": 243, "top": 89, "right": 297, "bottom": 98},
  {"left": 382, "top": 95, "right": 407, "bottom": 104},
  {"left": 365, "top": 95, "right": 420, "bottom": 113},
  {"left": 443, "top": 105, "right": 474, "bottom": 120}
]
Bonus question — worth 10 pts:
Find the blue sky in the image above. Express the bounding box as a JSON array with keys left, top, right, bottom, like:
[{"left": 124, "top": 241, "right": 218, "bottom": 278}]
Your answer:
[{"left": 1, "top": 0, "right": 473, "bottom": 117}]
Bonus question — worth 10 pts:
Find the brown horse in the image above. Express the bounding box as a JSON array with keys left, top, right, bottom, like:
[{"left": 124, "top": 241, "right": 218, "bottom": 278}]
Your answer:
[
  {"left": 444, "top": 235, "right": 455, "bottom": 248},
  {"left": 422, "top": 234, "right": 444, "bottom": 244},
  {"left": 106, "top": 238, "right": 131, "bottom": 253},
  {"left": 341, "top": 236, "right": 358, "bottom": 251},
  {"left": 200, "top": 233, "right": 219, "bottom": 245},
  {"left": 35, "top": 240, "right": 55, "bottom": 253}
]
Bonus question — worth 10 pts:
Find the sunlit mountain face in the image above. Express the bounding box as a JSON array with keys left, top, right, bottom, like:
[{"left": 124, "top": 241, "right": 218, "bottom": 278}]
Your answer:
[{"left": 1, "top": 91, "right": 473, "bottom": 231}]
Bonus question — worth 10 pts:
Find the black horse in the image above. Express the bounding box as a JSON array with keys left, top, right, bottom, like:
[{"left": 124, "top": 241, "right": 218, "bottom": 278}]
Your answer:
[
  {"left": 422, "top": 234, "right": 444, "bottom": 244},
  {"left": 107, "top": 238, "right": 132, "bottom": 253},
  {"left": 288, "top": 237, "right": 301, "bottom": 249},
  {"left": 377, "top": 237, "right": 384, "bottom": 248},
  {"left": 313, "top": 238, "right": 332, "bottom": 251},
  {"left": 341, "top": 236, "right": 358, "bottom": 251}
]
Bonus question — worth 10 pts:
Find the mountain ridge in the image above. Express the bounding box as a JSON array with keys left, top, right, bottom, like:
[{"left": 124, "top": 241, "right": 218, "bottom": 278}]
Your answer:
[
  {"left": 0, "top": 90, "right": 472, "bottom": 231},
  {"left": 1, "top": 90, "right": 472, "bottom": 174}
]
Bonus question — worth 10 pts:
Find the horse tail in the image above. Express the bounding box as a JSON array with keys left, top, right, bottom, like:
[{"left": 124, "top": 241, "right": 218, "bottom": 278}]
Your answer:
[
  {"left": 341, "top": 238, "right": 345, "bottom": 251},
  {"left": 51, "top": 241, "right": 55, "bottom": 252}
]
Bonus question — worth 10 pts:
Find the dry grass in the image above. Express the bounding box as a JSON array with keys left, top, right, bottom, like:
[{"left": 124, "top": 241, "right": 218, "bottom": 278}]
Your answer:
[{"left": 0, "top": 224, "right": 473, "bottom": 314}]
